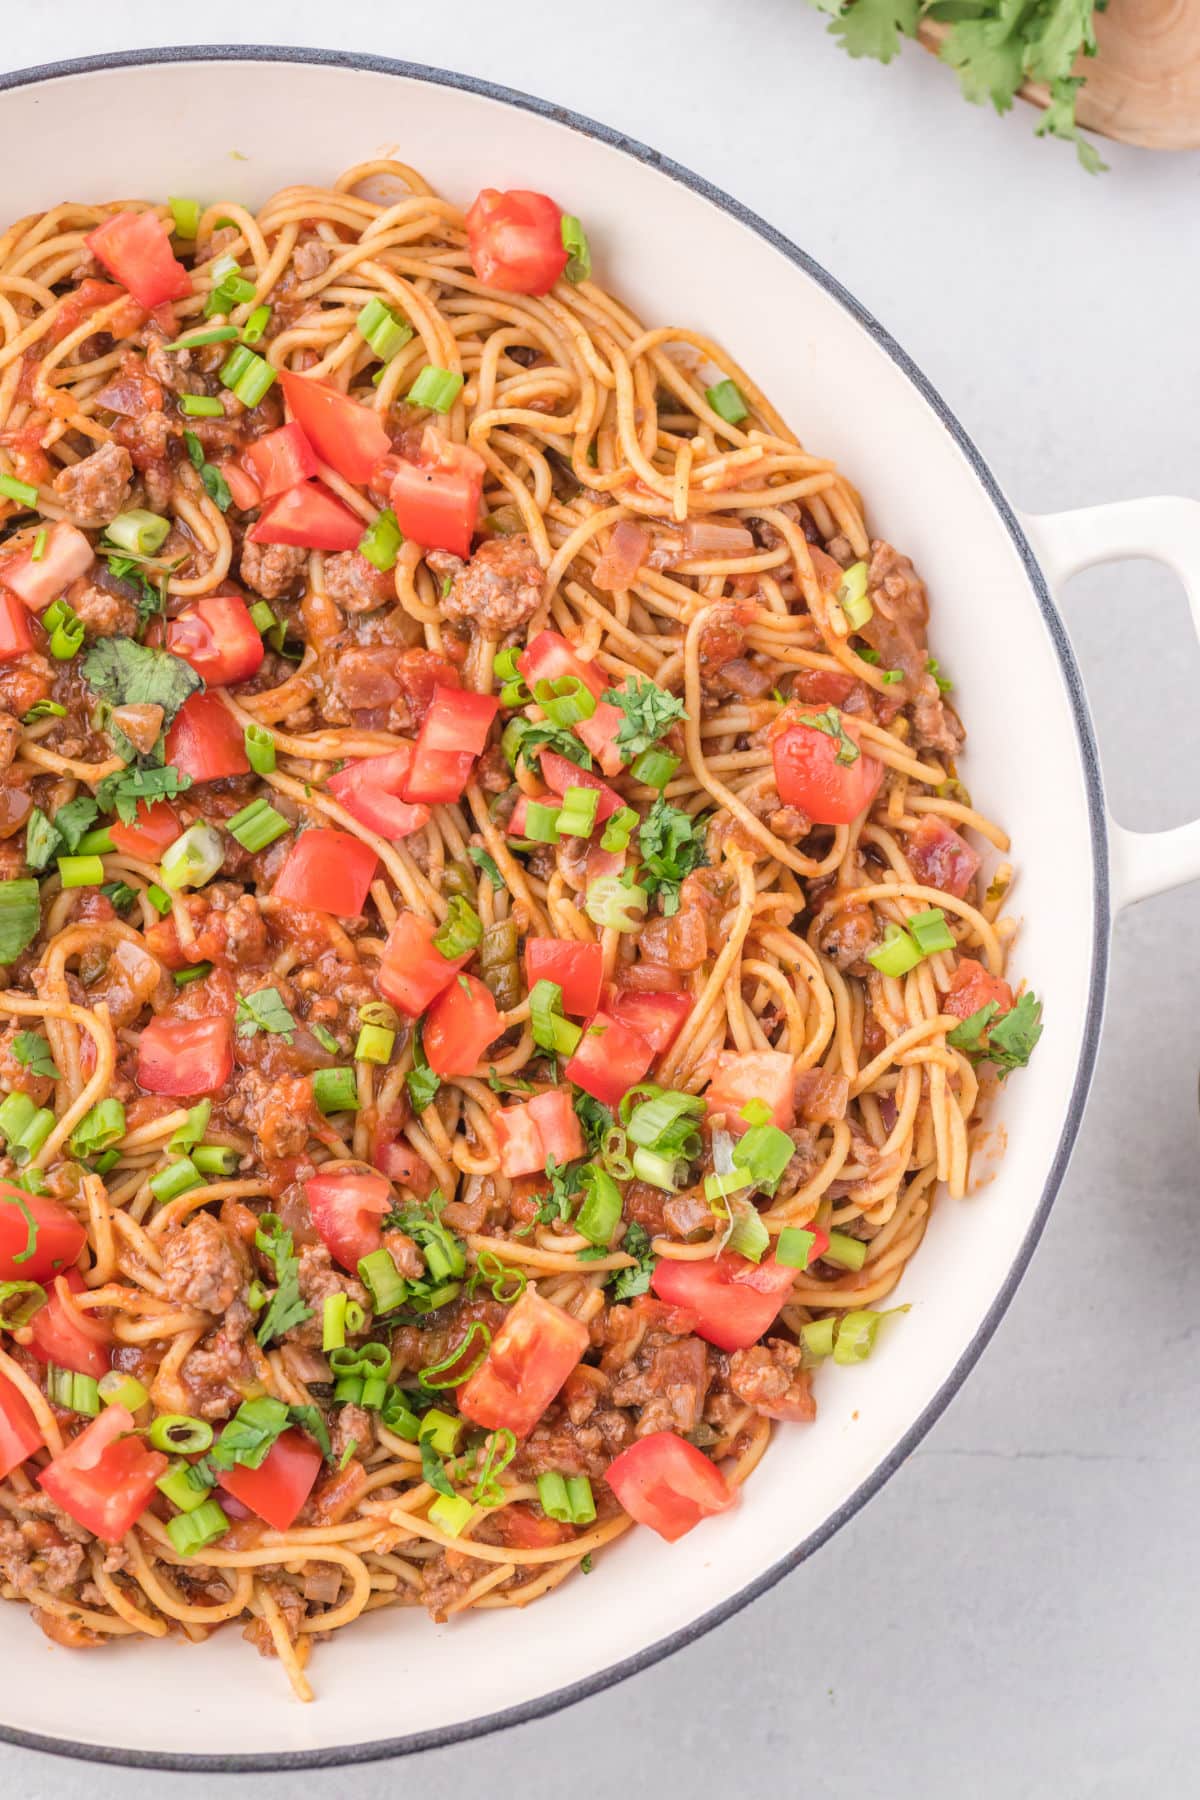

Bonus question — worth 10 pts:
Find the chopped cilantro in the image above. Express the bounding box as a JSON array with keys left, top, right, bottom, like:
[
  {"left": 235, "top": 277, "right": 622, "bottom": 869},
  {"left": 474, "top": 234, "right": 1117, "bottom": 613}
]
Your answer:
[
  {"left": 601, "top": 675, "right": 687, "bottom": 765},
  {"left": 573, "top": 1091, "right": 614, "bottom": 1157},
  {"left": 419, "top": 1433, "right": 455, "bottom": 1498},
  {"left": 407, "top": 1020, "right": 440, "bottom": 1113},
  {"left": 466, "top": 845, "right": 506, "bottom": 891},
  {"left": 609, "top": 1221, "right": 655, "bottom": 1301},
  {"left": 288, "top": 1403, "right": 332, "bottom": 1461},
  {"left": 797, "top": 706, "right": 859, "bottom": 767},
  {"left": 81, "top": 636, "right": 202, "bottom": 736},
  {"left": 638, "top": 797, "right": 707, "bottom": 916},
  {"left": 947, "top": 989, "right": 1043, "bottom": 1078},
  {"left": 52, "top": 796, "right": 100, "bottom": 851},
  {"left": 95, "top": 763, "right": 193, "bottom": 824},
  {"left": 11, "top": 1031, "right": 60, "bottom": 1080},
  {"left": 235, "top": 987, "right": 297, "bottom": 1042},
  {"left": 254, "top": 1215, "right": 312, "bottom": 1346}
]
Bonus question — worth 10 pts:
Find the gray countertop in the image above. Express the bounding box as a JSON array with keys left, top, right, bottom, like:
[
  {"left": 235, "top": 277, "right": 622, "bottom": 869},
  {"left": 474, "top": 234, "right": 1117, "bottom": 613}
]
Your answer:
[{"left": 3, "top": 5, "right": 1197, "bottom": 1795}]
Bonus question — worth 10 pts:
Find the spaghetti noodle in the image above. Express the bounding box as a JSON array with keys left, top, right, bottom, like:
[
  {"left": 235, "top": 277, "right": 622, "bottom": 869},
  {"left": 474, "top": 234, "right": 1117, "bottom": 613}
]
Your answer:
[{"left": 0, "top": 163, "right": 1040, "bottom": 1699}]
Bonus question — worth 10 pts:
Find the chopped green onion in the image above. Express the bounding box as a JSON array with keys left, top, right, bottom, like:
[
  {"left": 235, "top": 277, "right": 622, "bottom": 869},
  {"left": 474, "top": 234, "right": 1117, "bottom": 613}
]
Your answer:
[
  {"left": 427, "top": 1492, "right": 473, "bottom": 1538},
  {"left": 164, "top": 325, "right": 240, "bottom": 350},
  {"left": 357, "top": 297, "right": 414, "bottom": 362},
  {"left": 168, "top": 196, "right": 201, "bottom": 238},
  {"left": 357, "top": 1247, "right": 406, "bottom": 1315},
  {"left": 574, "top": 1165, "right": 621, "bottom": 1245},
  {"left": 89, "top": 1149, "right": 120, "bottom": 1175},
  {"left": 0, "top": 472, "right": 39, "bottom": 508},
  {"left": 148, "top": 1157, "right": 204, "bottom": 1203},
  {"left": 358, "top": 507, "right": 402, "bottom": 572},
  {"left": 47, "top": 1366, "right": 100, "bottom": 1415},
  {"left": 584, "top": 874, "right": 648, "bottom": 932},
  {"left": 775, "top": 1226, "right": 820, "bottom": 1269},
  {"left": 69, "top": 1098, "right": 125, "bottom": 1158},
  {"left": 148, "top": 1413, "right": 213, "bottom": 1454},
  {"left": 532, "top": 675, "right": 596, "bottom": 728},
  {"left": 625, "top": 1088, "right": 704, "bottom": 1153},
  {"left": 227, "top": 796, "right": 289, "bottom": 854},
  {"left": 49, "top": 614, "right": 85, "bottom": 660},
  {"left": 522, "top": 801, "right": 561, "bottom": 845},
  {"left": 703, "top": 1167, "right": 753, "bottom": 1203},
  {"left": 801, "top": 1316, "right": 835, "bottom": 1359},
  {"left": 565, "top": 1474, "right": 596, "bottom": 1523},
  {"left": 192, "top": 1143, "right": 239, "bottom": 1176},
  {"left": 867, "top": 923, "right": 923, "bottom": 979},
  {"left": 823, "top": 1230, "right": 867, "bottom": 1272},
  {"left": 907, "top": 908, "right": 956, "bottom": 955},
  {"left": 731, "top": 1122, "right": 795, "bottom": 1193},
  {"left": 833, "top": 1306, "right": 909, "bottom": 1365},
  {"left": 739, "top": 1098, "right": 773, "bottom": 1128},
  {"left": 146, "top": 884, "right": 172, "bottom": 916},
  {"left": 836, "top": 562, "right": 872, "bottom": 631},
  {"left": 419, "top": 1320, "right": 492, "bottom": 1389},
  {"left": 0, "top": 1279, "right": 45, "bottom": 1328},
  {"left": 529, "top": 979, "right": 583, "bottom": 1057},
  {"left": 248, "top": 599, "right": 276, "bottom": 634},
  {"left": 174, "top": 963, "right": 212, "bottom": 990},
  {"left": 631, "top": 1147, "right": 685, "bottom": 1191},
  {"left": 311, "top": 1023, "right": 340, "bottom": 1055},
  {"left": 30, "top": 530, "right": 47, "bottom": 562},
  {"left": 166, "top": 1498, "right": 229, "bottom": 1554},
  {"left": 179, "top": 393, "right": 224, "bottom": 418},
  {"left": 9, "top": 1105, "right": 52, "bottom": 1167},
  {"left": 0, "top": 1091, "right": 36, "bottom": 1146},
  {"left": 322, "top": 1292, "right": 349, "bottom": 1352},
  {"left": 600, "top": 806, "right": 638, "bottom": 854},
  {"left": 379, "top": 1388, "right": 420, "bottom": 1440},
  {"left": 434, "top": 896, "right": 483, "bottom": 960},
  {"left": 169, "top": 1101, "right": 211, "bottom": 1153},
  {"left": 355, "top": 1023, "right": 395, "bottom": 1064},
  {"left": 243, "top": 723, "right": 276, "bottom": 774},
  {"left": 219, "top": 346, "right": 275, "bottom": 407},
  {"left": 313, "top": 1066, "right": 359, "bottom": 1115},
  {"left": 629, "top": 748, "right": 679, "bottom": 789},
  {"left": 419, "top": 1409, "right": 463, "bottom": 1456},
  {"left": 56, "top": 855, "right": 104, "bottom": 889},
  {"left": 560, "top": 214, "right": 591, "bottom": 284},
  {"left": 74, "top": 826, "right": 114, "bottom": 856},
  {"left": 705, "top": 378, "right": 748, "bottom": 425},
  {"left": 241, "top": 304, "right": 271, "bottom": 344},
  {"left": 106, "top": 510, "right": 170, "bottom": 556},
  {"left": 723, "top": 1195, "right": 770, "bottom": 1263},
  {"left": 160, "top": 822, "right": 224, "bottom": 891},
  {"left": 407, "top": 366, "right": 464, "bottom": 413},
  {"left": 536, "top": 1470, "right": 595, "bottom": 1523},
  {"left": 247, "top": 1280, "right": 267, "bottom": 1313},
  {"left": 556, "top": 785, "right": 600, "bottom": 839},
  {"left": 156, "top": 1457, "right": 217, "bottom": 1513},
  {"left": 98, "top": 1370, "right": 148, "bottom": 1410}
]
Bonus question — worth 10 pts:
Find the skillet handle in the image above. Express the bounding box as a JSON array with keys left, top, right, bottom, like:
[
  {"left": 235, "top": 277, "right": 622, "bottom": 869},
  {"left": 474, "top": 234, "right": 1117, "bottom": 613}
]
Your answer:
[{"left": 1021, "top": 497, "right": 1200, "bottom": 912}]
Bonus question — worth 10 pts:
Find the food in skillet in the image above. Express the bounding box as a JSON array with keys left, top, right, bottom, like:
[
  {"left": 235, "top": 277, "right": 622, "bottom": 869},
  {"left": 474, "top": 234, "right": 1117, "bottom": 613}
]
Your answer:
[{"left": 0, "top": 167, "right": 1040, "bottom": 1697}]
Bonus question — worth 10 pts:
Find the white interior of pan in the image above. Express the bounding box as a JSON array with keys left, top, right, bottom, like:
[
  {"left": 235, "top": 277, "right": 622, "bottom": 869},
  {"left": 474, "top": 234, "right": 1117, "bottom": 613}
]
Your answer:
[{"left": 0, "top": 56, "right": 1100, "bottom": 1759}]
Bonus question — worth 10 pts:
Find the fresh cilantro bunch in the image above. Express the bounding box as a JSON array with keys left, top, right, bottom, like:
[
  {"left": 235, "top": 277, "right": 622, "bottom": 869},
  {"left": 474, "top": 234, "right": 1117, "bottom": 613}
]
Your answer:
[{"left": 806, "top": 1, "right": 1108, "bottom": 171}]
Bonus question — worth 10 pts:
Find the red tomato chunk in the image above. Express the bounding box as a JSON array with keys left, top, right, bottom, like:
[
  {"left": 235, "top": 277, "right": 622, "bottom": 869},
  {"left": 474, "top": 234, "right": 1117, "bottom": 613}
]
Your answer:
[
  {"left": 605, "top": 1430, "right": 735, "bottom": 1542},
  {"left": 458, "top": 1288, "right": 589, "bottom": 1437}
]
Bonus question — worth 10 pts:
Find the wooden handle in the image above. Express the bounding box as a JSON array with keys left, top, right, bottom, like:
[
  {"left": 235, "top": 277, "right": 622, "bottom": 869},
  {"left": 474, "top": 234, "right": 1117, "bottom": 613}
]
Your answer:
[{"left": 918, "top": 0, "right": 1200, "bottom": 152}]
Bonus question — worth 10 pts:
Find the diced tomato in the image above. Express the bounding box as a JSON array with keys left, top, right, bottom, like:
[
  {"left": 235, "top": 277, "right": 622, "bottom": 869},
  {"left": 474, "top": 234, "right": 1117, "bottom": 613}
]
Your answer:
[
  {"left": 539, "top": 751, "right": 622, "bottom": 824},
  {"left": 242, "top": 421, "right": 319, "bottom": 499},
  {"left": 164, "top": 691, "right": 251, "bottom": 782},
  {"left": 0, "top": 1183, "right": 86, "bottom": 1283},
  {"left": 457, "top": 1288, "right": 589, "bottom": 1437},
  {"left": 524, "top": 939, "right": 604, "bottom": 1018},
  {"left": 387, "top": 432, "right": 485, "bottom": 558},
  {"left": 772, "top": 710, "right": 883, "bottom": 826},
  {"left": 423, "top": 974, "right": 501, "bottom": 1077},
  {"left": 327, "top": 749, "right": 429, "bottom": 840},
  {"left": 85, "top": 211, "right": 192, "bottom": 310},
  {"left": 574, "top": 700, "right": 626, "bottom": 777},
  {"left": 401, "top": 745, "right": 475, "bottom": 807},
  {"left": 465, "top": 189, "right": 568, "bottom": 295},
  {"left": 166, "top": 595, "right": 264, "bottom": 688},
  {"left": 518, "top": 630, "right": 608, "bottom": 702},
  {"left": 791, "top": 667, "right": 857, "bottom": 707},
  {"left": 944, "top": 957, "right": 1014, "bottom": 1022},
  {"left": 604, "top": 989, "right": 693, "bottom": 1057},
  {"left": 38, "top": 1404, "right": 168, "bottom": 1542},
  {"left": 306, "top": 1169, "right": 390, "bottom": 1272},
  {"left": 418, "top": 685, "right": 499, "bottom": 759},
  {"left": 47, "top": 278, "right": 127, "bottom": 346},
  {"left": 219, "top": 1428, "right": 322, "bottom": 1532},
  {"left": 369, "top": 1124, "right": 436, "bottom": 1197},
  {"left": 0, "top": 592, "right": 32, "bottom": 662},
  {"left": 705, "top": 1049, "right": 795, "bottom": 1137},
  {"left": 249, "top": 481, "right": 364, "bottom": 552},
  {"left": 273, "top": 827, "right": 379, "bottom": 915},
  {"left": 605, "top": 1430, "right": 734, "bottom": 1542},
  {"left": 494, "top": 1088, "right": 585, "bottom": 1178},
  {"left": 108, "top": 799, "right": 181, "bottom": 861},
  {"left": 277, "top": 370, "right": 390, "bottom": 487},
  {"left": 137, "top": 1014, "right": 233, "bottom": 1096},
  {"left": 0, "top": 1372, "right": 42, "bottom": 1480},
  {"left": 651, "top": 1252, "right": 796, "bottom": 1352},
  {"left": 220, "top": 459, "right": 262, "bottom": 512},
  {"left": 564, "top": 1011, "right": 654, "bottom": 1107},
  {"left": 378, "top": 912, "right": 469, "bottom": 1018},
  {"left": 906, "top": 813, "right": 981, "bottom": 900},
  {"left": 0, "top": 522, "right": 94, "bottom": 613},
  {"left": 29, "top": 1270, "right": 111, "bottom": 1379},
  {"left": 493, "top": 1502, "right": 575, "bottom": 1549}
]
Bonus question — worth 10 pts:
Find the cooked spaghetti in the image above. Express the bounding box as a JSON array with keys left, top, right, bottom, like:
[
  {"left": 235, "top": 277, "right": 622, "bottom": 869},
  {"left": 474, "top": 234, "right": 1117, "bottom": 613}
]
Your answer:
[{"left": 0, "top": 163, "right": 1041, "bottom": 1699}]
